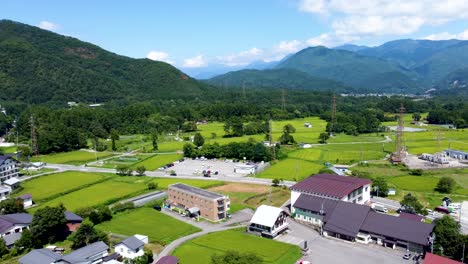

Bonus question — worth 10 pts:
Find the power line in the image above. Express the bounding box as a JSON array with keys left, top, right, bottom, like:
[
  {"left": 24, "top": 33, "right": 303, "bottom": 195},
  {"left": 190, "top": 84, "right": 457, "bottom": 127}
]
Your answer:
[{"left": 30, "top": 115, "right": 38, "bottom": 156}]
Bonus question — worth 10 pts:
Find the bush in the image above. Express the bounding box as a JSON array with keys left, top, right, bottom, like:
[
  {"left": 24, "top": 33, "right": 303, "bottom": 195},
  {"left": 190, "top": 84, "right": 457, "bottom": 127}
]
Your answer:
[
  {"left": 147, "top": 182, "right": 157, "bottom": 190},
  {"left": 409, "top": 169, "right": 423, "bottom": 176},
  {"left": 135, "top": 166, "right": 146, "bottom": 176},
  {"left": 272, "top": 178, "right": 280, "bottom": 187},
  {"left": 111, "top": 202, "right": 135, "bottom": 214},
  {"left": 435, "top": 177, "right": 456, "bottom": 193},
  {"left": 116, "top": 165, "right": 133, "bottom": 176}
]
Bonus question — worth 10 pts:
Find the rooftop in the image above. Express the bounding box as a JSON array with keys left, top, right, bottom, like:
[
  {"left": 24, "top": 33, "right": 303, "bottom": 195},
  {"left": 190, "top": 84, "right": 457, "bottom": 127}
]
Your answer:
[
  {"left": 4, "top": 178, "right": 20, "bottom": 185},
  {"left": 19, "top": 248, "right": 62, "bottom": 264},
  {"left": 0, "top": 154, "right": 14, "bottom": 165},
  {"left": 291, "top": 174, "right": 372, "bottom": 199},
  {"left": 156, "top": 256, "right": 179, "bottom": 264},
  {"left": 398, "top": 212, "right": 424, "bottom": 222},
  {"left": 324, "top": 202, "right": 371, "bottom": 238},
  {"left": 62, "top": 241, "right": 108, "bottom": 263},
  {"left": 20, "top": 193, "right": 32, "bottom": 200},
  {"left": 423, "top": 252, "right": 462, "bottom": 264},
  {"left": 0, "top": 213, "right": 33, "bottom": 234},
  {"left": 250, "top": 205, "right": 285, "bottom": 228},
  {"left": 118, "top": 235, "right": 145, "bottom": 251},
  {"left": 169, "top": 183, "right": 224, "bottom": 200},
  {"left": 65, "top": 211, "right": 83, "bottom": 222},
  {"left": 293, "top": 194, "right": 338, "bottom": 222}
]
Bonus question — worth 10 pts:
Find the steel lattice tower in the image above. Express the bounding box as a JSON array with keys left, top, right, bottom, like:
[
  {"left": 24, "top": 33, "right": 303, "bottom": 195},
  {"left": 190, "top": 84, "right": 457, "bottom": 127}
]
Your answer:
[
  {"left": 330, "top": 94, "right": 337, "bottom": 135},
  {"left": 393, "top": 104, "right": 406, "bottom": 163},
  {"left": 30, "top": 115, "right": 38, "bottom": 156}
]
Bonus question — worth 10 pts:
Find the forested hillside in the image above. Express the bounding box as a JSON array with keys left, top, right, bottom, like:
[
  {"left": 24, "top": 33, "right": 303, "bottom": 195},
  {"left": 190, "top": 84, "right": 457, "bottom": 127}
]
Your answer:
[{"left": 0, "top": 20, "right": 211, "bottom": 105}]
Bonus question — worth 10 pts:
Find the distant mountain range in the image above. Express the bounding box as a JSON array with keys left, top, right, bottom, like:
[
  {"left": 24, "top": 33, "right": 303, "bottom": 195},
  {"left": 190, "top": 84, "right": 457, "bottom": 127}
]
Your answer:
[{"left": 207, "top": 39, "right": 468, "bottom": 94}]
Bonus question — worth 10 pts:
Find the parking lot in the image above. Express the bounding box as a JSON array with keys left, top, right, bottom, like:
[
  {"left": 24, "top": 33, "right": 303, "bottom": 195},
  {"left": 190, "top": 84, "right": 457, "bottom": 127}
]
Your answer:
[
  {"left": 169, "top": 159, "right": 269, "bottom": 178},
  {"left": 278, "top": 220, "right": 410, "bottom": 264}
]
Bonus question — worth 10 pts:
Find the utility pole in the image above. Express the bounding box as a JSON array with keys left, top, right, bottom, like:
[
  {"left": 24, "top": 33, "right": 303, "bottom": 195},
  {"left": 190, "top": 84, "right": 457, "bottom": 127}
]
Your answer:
[
  {"left": 330, "top": 94, "right": 337, "bottom": 136},
  {"left": 30, "top": 115, "right": 38, "bottom": 156},
  {"left": 281, "top": 89, "right": 286, "bottom": 111},
  {"left": 269, "top": 119, "right": 275, "bottom": 160}
]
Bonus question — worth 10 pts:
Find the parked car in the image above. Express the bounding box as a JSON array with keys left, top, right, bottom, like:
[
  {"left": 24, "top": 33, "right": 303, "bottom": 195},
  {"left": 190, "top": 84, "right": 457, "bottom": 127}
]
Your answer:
[
  {"left": 372, "top": 204, "right": 388, "bottom": 213},
  {"left": 153, "top": 206, "right": 162, "bottom": 211},
  {"left": 170, "top": 171, "right": 177, "bottom": 176},
  {"left": 403, "top": 252, "right": 411, "bottom": 260},
  {"left": 434, "top": 206, "right": 450, "bottom": 214}
]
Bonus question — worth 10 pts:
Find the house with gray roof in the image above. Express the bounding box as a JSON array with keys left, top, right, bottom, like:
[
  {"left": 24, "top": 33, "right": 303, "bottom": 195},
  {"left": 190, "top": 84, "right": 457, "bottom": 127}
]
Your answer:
[
  {"left": 19, "top": 241, "right": 109, "bottom": 264},
  {"left": 114, "top": 235, "right": 147, "bottom": 260},
  {"left": 0, "top": 213, "right": 33, "bottom": 241}
]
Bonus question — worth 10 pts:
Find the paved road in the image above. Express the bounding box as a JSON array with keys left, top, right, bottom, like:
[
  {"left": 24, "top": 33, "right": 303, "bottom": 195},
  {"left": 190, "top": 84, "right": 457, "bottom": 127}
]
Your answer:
[{"left": 371, "top": 196, "right": 401, "bottom": 209}]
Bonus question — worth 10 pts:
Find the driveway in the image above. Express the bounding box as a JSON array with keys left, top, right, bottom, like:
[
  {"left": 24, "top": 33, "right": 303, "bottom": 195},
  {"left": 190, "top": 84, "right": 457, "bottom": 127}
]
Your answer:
[{"left": 371, "top": 196, "right": 401, "bottom": 209}]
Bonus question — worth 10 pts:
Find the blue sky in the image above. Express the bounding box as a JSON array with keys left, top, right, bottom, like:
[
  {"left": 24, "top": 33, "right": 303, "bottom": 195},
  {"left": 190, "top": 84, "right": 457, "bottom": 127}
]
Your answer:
[{"left": 2, "top": 0, "right": 468, "bottom": 68}]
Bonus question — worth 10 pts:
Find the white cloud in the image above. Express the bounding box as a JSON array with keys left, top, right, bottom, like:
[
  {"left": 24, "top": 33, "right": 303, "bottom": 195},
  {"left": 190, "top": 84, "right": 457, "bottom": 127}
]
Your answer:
[
  {"left": 146, "top": 51, "right": 175, "bottom": 65},
  {"left": 424, "top": 29, "right": 468, "bottom": 40},
  {"left": 37, "top": 21, "right": 60, "bottom": 31},
  {"left": 183, "top": 55, "right": 206, "bottom": 68},
  {"left": 298, "top": 0, "right": 468, "bottom": 37},
  {"left": 274, "top": 40, "right": 305, "bottom": 53},
  {"left": 217, "top": 47, "right": 264, "bottom": 66}
]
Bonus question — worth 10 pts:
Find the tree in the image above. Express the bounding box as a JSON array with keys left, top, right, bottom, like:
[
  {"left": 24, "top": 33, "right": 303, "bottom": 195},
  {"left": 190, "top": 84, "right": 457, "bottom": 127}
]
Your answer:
[
  {"left": 151, "top": 131, "right": 158, "bottom": 151},
  {"left": 88, "top": 206, "right": 112, "bottom": 225},
  {"left": 372, "top": 177, "right": 389, "bottom": 197},
  {"left": 211, "top": 251, "right": 262, "bottom": 264},
  {"left": 400, "top": 194, "right": 426, "bottom": 215},
  {"left": 183, "top": 143, "right": 195, "bottom": 158},
  {"left": 318, "top": 132, "right": 330, "bottom": 144},
  {"left": 224, "top": 117, "right": 244, "bottom": 137},
  {"left": 135, "top": 166, "right": 146, "bottom": 176},
  {"left": 211, "top": 132, "right": 217, "bottom": 139},
  {"left": 283, "top": 124, "right": 296, "bottom": 134},
  {"left": 116, "top": 165, "right": 132, "bottom": 176},
  {"left": 181, "top": 121, "right": 197, "bottom": 132},
  {"left": 0, "top": 239, "right": 8, "bottom": 258},
  {"left": 436, "top": 177, "right": 456, "bottom": 193},
  {"left": 433, "top": 215, "right": 463, "bottom": 259},
  {"left": 0, "top": 198, "right": 25, "bottom": 214},
  {"left": 15, "top": 229, "right": 40, "bottom": 251},
  {"left": 30, "top": 205, "right": 67, "bottom": 245},
  {"left": 272, "top": 178, "right": 280, "bottom": 187},
  {"left": 68, "top": 220, "right": 108, "bottom": 249},
  {"left": 110, "top": 129, "right": 119, "bottom": 151},
  {"left": 412, "top": 112, "right": 421, "bottom": 121},
  {"left": 17, "top": 145, "right": 32, "bottom": 161},
  {"left": 193, "top": 132, "right": 205, "bottom": 147},
  {"left": 147, "top": 182, "right": 157, "bottom": 190},
  {"left": 132, "top": 248, "right": 154, "bottom": 264},
  {"left": 279, "top": 132, "right": 295, "bottom": 145}
]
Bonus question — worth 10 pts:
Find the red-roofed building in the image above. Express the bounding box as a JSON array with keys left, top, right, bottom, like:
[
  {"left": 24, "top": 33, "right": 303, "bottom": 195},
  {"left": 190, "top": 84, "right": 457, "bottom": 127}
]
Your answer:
[
  {"left": 291, "top": 174, "right": 372, "bottom": 206},
  {"left": 424, "top": 253, "right": 462, "bottom": 264}
]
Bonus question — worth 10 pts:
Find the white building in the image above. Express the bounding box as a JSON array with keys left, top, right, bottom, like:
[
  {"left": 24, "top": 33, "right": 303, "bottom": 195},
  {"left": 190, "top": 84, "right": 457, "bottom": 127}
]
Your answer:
[
  {"left": 0, "top": 213, "right": 33, "bottom": 239},
  {"left": 234, "top": 164, "right": 257, "bottom": 174},
  {"left": 0, "top": 185, "right": 11, "bottom": 201},
  {"left": 114, "top": 235, "right": 147, "bottom": 260},
  {"left": 299, "top": 143, "right": 312, "bottom": 149},
  {"left": 19, "top": 194, "right": 33, "bottom": 208},
  {"left": 290, "top": 173, "right": 372, "bottom": 208},
  {"left": 0, "top": 155, "right": 18, "bottom": 182},
  {"left": 248, "top": 205, "right": 289, "bottom": 237}
]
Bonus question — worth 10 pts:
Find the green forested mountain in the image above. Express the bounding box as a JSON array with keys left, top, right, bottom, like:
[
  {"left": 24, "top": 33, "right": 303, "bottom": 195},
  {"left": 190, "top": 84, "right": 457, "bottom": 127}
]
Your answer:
[
  {"left": 274, "top": 46, "right": 421, "bottom": 93},
  {"left": 0, "top": 20, "right": 211, "bottom": 104},
  {"left": 435, "top": 67, "right": 468, "bottom": 95},
  {"left": 204, "top": 68, "right": 351, "bottom": 92}
]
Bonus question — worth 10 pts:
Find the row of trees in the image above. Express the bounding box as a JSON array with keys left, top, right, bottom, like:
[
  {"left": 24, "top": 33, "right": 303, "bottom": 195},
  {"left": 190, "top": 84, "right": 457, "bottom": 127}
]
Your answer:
[{"left": 183, "top": 141, "right": 275, "bottom": 162}]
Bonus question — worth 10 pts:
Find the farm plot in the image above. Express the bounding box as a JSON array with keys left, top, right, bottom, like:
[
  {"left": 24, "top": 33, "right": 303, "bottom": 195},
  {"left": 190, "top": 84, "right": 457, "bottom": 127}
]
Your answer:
[
  {"left": 172, "top": 229, "right": 302, "bottom": 264},
  {"left": 16, "top": 171, "right": 111, "bottom": 201},
  {"left": 31, "top": 150, "right": 115, "bottom": 165},
  {"left": 131, "top": 154, "right": 183, "bottom": 171},
  {"left": 97, "top": 207, "right": 201, "bottom": 245}
]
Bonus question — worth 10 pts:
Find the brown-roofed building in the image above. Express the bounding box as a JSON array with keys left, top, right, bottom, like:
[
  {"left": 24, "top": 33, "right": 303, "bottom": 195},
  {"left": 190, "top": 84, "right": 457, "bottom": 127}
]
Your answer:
[
  {"left": 167, "top": 183, "right": 230, "bottom": 222},
  {"left": 423, "top": 252, "right": 462, "bottom": 264},
  {"left": 291, "top": 174, "right": 372, "bottom": 206}
]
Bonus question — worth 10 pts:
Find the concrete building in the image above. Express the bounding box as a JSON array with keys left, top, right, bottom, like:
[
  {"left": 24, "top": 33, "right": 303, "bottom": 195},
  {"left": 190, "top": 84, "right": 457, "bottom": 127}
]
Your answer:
[
  {"left": 0, "top": 155, "right": 18, "bottom": 182},
  {"left": 167, "top": 183, "right": 230, "bottom": 221},
  {"left": 233, "top": 164, "right": 257, "bottom": 174},
  {"left": 0, "top": 185, "right": 11, "bottom": 201},
  {"left": 115, "top": 235, "right": 147, "bottom": 260},
  {"left": 248, "top": 205, "right": 289, "bottom": 237},
  {"left": 290, "top": 174, "right": 372, "bottom": 207}
]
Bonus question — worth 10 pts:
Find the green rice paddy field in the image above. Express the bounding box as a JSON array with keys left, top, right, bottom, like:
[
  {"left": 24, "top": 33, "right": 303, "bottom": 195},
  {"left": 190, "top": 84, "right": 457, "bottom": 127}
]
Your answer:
[{"left": 172, "top": 229, "right": 302, "bottom": 264}]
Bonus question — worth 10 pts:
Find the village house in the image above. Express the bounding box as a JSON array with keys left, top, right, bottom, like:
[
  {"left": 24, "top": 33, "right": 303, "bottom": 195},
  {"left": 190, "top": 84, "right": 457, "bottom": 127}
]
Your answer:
[
  {"left": 114, "top": 234, "right": 148, "bottom": 260},
  {"left": 167, "top": 183, "right": 230, "bottom": 221},
  {"left": 248, "top": 205, "right": 289, "bottom": 237}
]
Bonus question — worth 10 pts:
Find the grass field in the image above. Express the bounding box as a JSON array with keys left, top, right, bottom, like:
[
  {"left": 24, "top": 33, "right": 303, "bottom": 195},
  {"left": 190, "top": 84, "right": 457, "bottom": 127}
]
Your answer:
[
  {"left": 31, "top": 150, "right": 115, "bottom": 165},
  {"left": 16, "top": 171, "right": 110, "bottom": 201},
  {"left": 172, "top": 229, "right": 302, "bottom": 264},
  {"left": 97, "top": 207, "right": 201, "bottom": 245},
  {"left": 131, "top": 154, "right": 183, "bottom": 171},
  {"left": 36, "top": 177, "right": 148, "bottom": 211},
  {"left": 0, "top": 145, "right": 16, "bottom": 154}
]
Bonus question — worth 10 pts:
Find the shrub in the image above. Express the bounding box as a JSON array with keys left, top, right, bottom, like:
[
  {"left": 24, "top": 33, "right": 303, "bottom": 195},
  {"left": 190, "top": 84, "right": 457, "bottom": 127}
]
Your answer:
[
  {"left": 435, "top": 177, "right": 456, "bottom": 193},
  {"left": 147, "top": 182, "right": 157, "bottom": 190},
  {"left": 112, "top": 202, "right": 135, "bottom": 214}
]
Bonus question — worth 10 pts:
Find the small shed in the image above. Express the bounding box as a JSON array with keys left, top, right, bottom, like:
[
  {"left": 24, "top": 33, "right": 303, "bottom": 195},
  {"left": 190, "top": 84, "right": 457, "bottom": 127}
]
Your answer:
[
  {"left": 234, "top": 164, "right": 257, "bottom": 174},
  {"left": 19, "top": 194, "right": 33, "bottom": 208}
]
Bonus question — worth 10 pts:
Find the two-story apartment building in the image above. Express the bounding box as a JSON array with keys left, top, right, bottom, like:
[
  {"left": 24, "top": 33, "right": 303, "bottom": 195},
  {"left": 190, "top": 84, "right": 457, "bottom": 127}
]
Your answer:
[
  {"left": 167, "top": 183, "right": 230, "bottom": 222},
  {"left": 0, "top": 155, "right": 18, "bottom": 182}
]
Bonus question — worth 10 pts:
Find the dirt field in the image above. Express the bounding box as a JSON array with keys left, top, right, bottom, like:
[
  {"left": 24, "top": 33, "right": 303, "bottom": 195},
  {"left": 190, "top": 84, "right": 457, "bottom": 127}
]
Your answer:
[{"left": 209, "top": 183, "right": 269, "bottom": 193}]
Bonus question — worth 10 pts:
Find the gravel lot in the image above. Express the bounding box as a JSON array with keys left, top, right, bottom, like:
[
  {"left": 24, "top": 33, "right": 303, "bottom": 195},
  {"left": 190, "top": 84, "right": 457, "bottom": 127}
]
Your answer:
[{"left": 170, "top": 159, "right": 269, "bottom": 178}]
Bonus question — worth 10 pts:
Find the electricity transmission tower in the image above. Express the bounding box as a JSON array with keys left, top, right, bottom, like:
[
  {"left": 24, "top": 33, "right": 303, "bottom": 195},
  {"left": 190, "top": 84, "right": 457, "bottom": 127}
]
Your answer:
[
  {"left": 392, "top": 104, "right": 406, "bottom": 163},
  {"left": 281, "top": 89, "right": 286, "bottom": 111},
  {"left": 30, "top": 116, "right": 38, "bottom": 156},
  {"left": 330, "top": 94, "right": 337, "bottom": 136}
]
